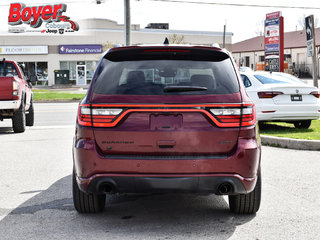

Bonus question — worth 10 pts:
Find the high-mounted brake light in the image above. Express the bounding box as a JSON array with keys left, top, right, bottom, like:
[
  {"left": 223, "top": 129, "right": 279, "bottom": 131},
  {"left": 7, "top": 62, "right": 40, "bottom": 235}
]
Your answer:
[
  {"left": 258, "top": 91, "right": 283, "bottom": 98},
  {"left": 143, "top": 49, "right": 190, "bottom": 53},
  {"left": 310, "top": 91, "right": 320, "bottom": 98}
]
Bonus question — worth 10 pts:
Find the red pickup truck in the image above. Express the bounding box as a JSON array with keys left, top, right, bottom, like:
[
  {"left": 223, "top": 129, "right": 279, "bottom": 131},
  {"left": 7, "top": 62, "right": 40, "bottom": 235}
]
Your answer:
[{"left": 0, "top": 59, "right": 35, "bottom": 133}]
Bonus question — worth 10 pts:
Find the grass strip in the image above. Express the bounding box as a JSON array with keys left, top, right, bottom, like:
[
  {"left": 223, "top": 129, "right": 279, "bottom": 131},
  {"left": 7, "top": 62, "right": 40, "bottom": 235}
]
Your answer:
[
  {"left": 33, "top": 90, "right": 86, "bottom": 101},
  {"left": 259, "top": 120, "right": 320, "bottom": 140}
]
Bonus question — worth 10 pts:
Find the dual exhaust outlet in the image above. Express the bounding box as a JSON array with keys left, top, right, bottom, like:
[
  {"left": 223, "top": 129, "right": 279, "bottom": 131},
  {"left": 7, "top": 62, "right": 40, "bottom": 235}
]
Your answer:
[{"left": 98, "top": 181, "right": 234, "bottom": 195}]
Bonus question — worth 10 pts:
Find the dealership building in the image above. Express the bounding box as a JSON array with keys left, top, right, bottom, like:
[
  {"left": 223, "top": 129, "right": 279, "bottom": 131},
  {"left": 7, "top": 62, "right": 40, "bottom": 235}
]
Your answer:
[{"left": 0, "top": 18, "right": 233, "bottom": 86}]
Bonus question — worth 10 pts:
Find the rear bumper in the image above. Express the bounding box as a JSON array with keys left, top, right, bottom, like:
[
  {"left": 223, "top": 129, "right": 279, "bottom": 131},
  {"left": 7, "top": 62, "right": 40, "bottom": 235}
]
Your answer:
[
  {"left": 76, "top": 173, "right": 255, "bottom": 195},
  {"left": 73, "top": 134, "right": 261, "bottom": 194},
  {"left": 0, "top": 100, "right": 20, "bottom": 110}
]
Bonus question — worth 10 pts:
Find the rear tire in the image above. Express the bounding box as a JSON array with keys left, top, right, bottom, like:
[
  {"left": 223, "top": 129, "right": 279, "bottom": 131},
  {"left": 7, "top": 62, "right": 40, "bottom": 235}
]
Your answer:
[
  {"left": 72, "top": 172, "right": 106, "bottom": 213},
  {"left": 26, "top": 100, "right": 34, "bottom": 126},
  {"left": 12, "top": 100, "right": 26, "bottom": 133},
  {"left": 228, "top": 169, "right": 261, "bottom": 214},
  {"left": 293, "top": 120, "right": 311, "bottom": 129}
]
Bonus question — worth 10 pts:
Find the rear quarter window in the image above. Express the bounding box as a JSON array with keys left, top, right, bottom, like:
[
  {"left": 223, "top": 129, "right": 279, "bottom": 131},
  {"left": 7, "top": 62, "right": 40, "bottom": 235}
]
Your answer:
[
  {"left": 93, "top": 50, "right": 240, "bottom": 95},
  {"left": 0, "top": 62, "right": 19, "bottom": 77}
]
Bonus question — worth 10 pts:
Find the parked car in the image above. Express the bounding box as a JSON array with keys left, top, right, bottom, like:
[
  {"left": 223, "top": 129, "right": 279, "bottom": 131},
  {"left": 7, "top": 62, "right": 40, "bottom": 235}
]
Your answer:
[
  {"left": 0, "top": 59, "right": 35, "bottom": 132},
  {"left": 72, "top": 45, "right": 261, "bottom": 214},
  {"left": 239, "top": 66, "right": 253, "bottom": 73},
  {"left": 240, "top": 71, "right": 320, "bottom": 128}
]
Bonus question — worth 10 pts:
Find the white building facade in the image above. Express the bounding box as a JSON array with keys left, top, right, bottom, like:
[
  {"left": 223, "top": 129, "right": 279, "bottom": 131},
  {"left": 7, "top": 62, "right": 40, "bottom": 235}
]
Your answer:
[{"left": 0, "top": 19, "right": 233, "bottom": 86}]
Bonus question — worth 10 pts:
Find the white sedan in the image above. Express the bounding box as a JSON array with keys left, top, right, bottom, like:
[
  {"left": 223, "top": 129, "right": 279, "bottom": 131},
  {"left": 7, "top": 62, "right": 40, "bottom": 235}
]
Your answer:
[{"left": 240, "top": 71, "right": 320, "bottom": 128}]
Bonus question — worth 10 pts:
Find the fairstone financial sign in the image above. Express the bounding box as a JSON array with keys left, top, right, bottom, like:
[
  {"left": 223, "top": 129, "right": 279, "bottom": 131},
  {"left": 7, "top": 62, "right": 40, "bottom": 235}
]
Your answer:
[{"left": 59, "top": 45, "right": 103, "bottom": 54}]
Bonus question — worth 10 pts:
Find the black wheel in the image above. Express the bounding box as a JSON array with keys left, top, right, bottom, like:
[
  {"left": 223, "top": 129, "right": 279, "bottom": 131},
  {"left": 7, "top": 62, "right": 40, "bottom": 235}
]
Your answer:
[
  {"left": 293, "top": 120, "right": 311, "bottom": 129},
  {"left": 72, "top": 172, "right": 106, "bottom": 213},
  {"left": 229, "top": 169, "right": 261, "bottom": 214},
  {"left": 26, "top": 100, "right": 34, "bottom": 126},
  {"left": 12, "top": 99, "right": 26, "bottom": 133}
]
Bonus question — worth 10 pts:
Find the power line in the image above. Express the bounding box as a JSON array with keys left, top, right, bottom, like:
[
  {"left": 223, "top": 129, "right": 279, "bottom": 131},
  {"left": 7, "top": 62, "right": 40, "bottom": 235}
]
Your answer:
[{"left": 148, "top": 0, "right": 320, "bottom": 10}]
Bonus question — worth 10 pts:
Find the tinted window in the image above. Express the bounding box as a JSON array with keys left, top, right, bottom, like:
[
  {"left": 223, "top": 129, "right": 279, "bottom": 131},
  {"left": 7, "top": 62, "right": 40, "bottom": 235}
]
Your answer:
[
  {"left": 93, "top": 58, "right": 239, "bottom": 95},
  {"left": 0, "top": 63, "right": 18, "bottom": 77}
]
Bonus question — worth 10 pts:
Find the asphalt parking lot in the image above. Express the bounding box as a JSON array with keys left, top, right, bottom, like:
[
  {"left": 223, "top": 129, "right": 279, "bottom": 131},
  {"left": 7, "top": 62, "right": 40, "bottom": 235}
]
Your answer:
[{"left": 0, "top": 103, "right": 319, "bottom": 240}]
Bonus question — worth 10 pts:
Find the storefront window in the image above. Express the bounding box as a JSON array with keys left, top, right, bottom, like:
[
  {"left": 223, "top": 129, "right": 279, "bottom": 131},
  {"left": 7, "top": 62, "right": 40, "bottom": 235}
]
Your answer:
[
  {"left": 18, "top": 61, "right": 48, "bottom": 84},
  {"left": 86, "top": 61, "right": 98, "bottom": 79},
  {"left": 60, "top": 61, "right": 98, "bottom": 84}
]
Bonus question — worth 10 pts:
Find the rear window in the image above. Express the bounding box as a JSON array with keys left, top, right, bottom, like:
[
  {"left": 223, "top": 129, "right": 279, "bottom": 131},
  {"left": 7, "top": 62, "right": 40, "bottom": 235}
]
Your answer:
[
  {"left": 254, "top": 74, "right": 302, "bottom": 85},
  {"left": 0, "top": 62, "right": 18, "bottom": 77},
  {"left": 93, "top": 51, "right": 239, "bottom": 95},
  {"left": 271, "top": 73, "right": 306, "bottom": 85}
]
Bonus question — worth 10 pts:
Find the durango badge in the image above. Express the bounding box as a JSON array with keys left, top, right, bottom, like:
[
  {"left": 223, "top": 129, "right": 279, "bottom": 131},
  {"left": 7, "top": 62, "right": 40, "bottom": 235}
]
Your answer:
[{"left": 8, "top": 3, "right": 79, "bottom": 31}]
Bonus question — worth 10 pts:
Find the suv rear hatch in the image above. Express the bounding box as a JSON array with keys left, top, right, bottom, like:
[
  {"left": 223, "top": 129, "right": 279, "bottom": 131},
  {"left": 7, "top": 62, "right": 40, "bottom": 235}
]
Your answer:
[{"left": 83, "top": 46, "right": 254, "bottom": 156}]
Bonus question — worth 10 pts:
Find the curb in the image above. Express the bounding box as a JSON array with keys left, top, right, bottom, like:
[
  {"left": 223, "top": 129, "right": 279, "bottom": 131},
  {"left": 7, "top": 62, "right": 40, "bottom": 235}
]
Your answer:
[
  {"left": 261, "top": 135, "right": 320, "bottom": 151},
  {"left": 34, "top": 100, "right": 81, "bottom": 103}
]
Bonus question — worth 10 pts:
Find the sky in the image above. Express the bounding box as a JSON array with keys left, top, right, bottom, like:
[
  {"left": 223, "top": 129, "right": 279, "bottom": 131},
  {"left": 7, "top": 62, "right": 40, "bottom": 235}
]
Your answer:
[{"left": 1, "top": 0, "right": 320, "bottom": 43}]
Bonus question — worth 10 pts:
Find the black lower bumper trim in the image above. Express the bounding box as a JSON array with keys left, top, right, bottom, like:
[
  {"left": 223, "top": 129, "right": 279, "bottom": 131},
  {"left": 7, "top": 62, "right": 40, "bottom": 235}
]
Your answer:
[{"left": 87, "top": 176, "right": 247, "bottom": 195}]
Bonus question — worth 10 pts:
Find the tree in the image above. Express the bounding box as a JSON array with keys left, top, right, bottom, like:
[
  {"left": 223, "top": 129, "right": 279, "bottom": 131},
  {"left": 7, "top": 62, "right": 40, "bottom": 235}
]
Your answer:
[
  {"left": 102, "top": 41, "right": 116, "bottom": 51},
  {"left": 168, "top": 34, "right": 185, "bottom": 44},
  {"left": 255, "top": 20, "right": 265, "bottom": 36}
]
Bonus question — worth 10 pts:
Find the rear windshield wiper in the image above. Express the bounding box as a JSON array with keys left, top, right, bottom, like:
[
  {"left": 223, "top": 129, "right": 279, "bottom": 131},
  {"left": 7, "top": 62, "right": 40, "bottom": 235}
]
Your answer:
[{"left": 163, "top": 86, "right": 207, "bottom": 93}]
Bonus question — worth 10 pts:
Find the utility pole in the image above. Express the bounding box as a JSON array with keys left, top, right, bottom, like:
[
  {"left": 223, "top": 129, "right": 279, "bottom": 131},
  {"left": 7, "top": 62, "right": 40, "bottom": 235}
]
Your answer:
[
  {"left": 222, "top": 22, "right": 226, "bottom": 48},
  {"left": 124, "top": 0, "right": 131, "bottom": 46}
]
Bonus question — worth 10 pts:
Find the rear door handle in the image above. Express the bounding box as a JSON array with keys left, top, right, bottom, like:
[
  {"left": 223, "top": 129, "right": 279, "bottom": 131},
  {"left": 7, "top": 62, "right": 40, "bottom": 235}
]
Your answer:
[{"left": 157, "top": 140, "right": 176, "bottom": 149}]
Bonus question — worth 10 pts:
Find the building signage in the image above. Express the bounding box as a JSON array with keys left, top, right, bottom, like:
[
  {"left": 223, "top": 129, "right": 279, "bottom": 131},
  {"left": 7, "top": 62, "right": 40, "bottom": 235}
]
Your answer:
[
  {"left": 264, "top": 11, "right": 284, "bottom": 72},
  {"left": 265, "top": 44, "right": 280, "bottom": 52},
  {"left": 8, "top": 2, "right": 79, "bottom": 34},
  {"left": 0, "top": 45, "right": 48, "bottom": 55},
  {"left": 265, "top": 36, "right": 279, "bottom": 45},
  {"left": 59, "top": 45, "right": 103, "bottom": 54},
  {"left": 305, "top": 15, "right": 318, "bottom": 88},
  {"left": 305, "top": 15, "right": 314, "bottom": 57},
  {"left": 266, "top": 11, "right": 281, "bottom": 20}
]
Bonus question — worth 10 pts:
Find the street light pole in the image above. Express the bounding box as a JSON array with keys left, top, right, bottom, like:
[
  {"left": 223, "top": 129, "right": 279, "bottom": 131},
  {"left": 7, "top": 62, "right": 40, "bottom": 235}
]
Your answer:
[
  {"left": 223, "top": 20, "right": 227, "bottom": 49},
  {"left": 124, "top": 0, "right": 131, "bottom": 46}
]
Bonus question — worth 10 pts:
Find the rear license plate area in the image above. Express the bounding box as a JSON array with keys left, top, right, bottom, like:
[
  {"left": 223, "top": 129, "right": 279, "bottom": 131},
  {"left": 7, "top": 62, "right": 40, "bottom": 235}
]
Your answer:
[
  {"left": 150, "top": 114, "right": 183, "bottom": 130},
  {"left": 291, "top": 94, "right": 302, "bottom": 101}
]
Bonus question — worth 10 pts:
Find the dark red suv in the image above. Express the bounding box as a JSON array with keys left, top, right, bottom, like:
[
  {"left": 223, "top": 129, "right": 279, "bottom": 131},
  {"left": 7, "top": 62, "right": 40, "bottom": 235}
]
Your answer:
[{"left": 73, "top": 45, "right": 261, "bottom": 214}]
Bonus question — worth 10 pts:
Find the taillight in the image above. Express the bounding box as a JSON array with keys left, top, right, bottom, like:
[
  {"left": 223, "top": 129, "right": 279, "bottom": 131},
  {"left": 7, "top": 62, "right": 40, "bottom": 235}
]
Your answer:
[
  {"left": 310, "top": 91, "right": 320, "bottom": 98},
  {"left": 78, "top": 103, "right": 256, "bottom": 128},
  {"left": 78, "top": 104, "right": 122, "bottom": 127},
  {"left": 209, "top": 104, "right": 256, "bottom": 127},
  {"left": 12, "top": 80, "right": 19, "bottom": 97},
  {"left": 258, "top": 91, "right": 283, "bottom": 98}
]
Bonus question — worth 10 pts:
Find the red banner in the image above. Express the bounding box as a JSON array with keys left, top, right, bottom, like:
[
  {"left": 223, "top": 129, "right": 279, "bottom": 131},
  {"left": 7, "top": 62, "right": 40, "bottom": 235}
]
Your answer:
[
  {"left": 266, "top": 11, "right": 281, "bottom": 20},
  {"left": 265, "top": 36, "right": 279, "bottom": 44}
]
